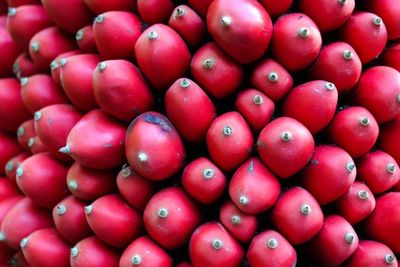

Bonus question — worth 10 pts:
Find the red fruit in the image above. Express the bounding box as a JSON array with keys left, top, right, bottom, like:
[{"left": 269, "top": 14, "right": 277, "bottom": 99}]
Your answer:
[
  {"left": 353, "top": 66, "right": 400, "bottom": 123},
  {"left": 137, "top": 0, "right": 174, "bottom": 24},
  {"left": 258, "top": 0, "right": 293, "bottom": 17},
  {"left": 165, "top": 78, "right": 216, "bottom": 142},
  {"left": 271, "top": 13, "right": 322, "bottom": 72},
  {"left": 84, "top": 0, "right": 136, "bottom": 14},
  {"left": 0, "top": 196, "right": 22, "bottom": 223},
  {"left": 27, "top": 136, "right": 47, "bottom": 155},
  {"left": 336, "top": 181, "right": 376, "bottom": 225},
  {"left": 307, "top": 215, "right": 359, "bottom": 266},
  {"left": 250, "top": 58, "right": 294, "bottom": 102},
  {"left": 0, "top": 26, "right": 21, "bottom": 77},
  {"left": 7, "top": 0, "right": 41, "bottom": 6},
  {"left": 257, "top": 117, "right": 315, "bottom": 178},
  {"left": 379, "top": 118, "right": 400, "bottom": 165},
  {"left": 300, "top": 145, "right": 357, "bottom": 205},
  {"left": 0, "top": 197, "right": 53, "bottom": 249},
  {"left": 85, "top": 194, "right": 143, "bottom": 248},
  {"left": 345, "top": 240, "right": 398, "bottom": 266},
  {"left": 135, "top": 24, "right": 191, "bottom": 91},
  {"left": 381, "top": 43, "right": 400, "bottom": 71},
  {"left": 144, "top": 187, "right": 201, "bottom": 249},
  {"left": 66, "top": 162, "right": 117, "bottom": 201},
  {"left": 327, "top": 106, "right": 379, "bottom": 158},
  {"left": 52, "top": 195, "right": 92, "bottom": 244},
  {"left": 93, "top": 11, "right": 141, "bottom": 59},
  {"left": 229, "top": 158, "right": 280, "bottom": 215},
  {"left": 12, "top": 52, "right": 40, "bottom": 79},
  {"left": 125, "top": 111, "right": 185, "bottom": 180},
  {"left": 0, "top": 178, "right": 20, "bottom": 199},
  {"left": 247, "top": 230, "right": 297, "bottom": 267},
  {"left": 168, "top": 5, "right": 206, "bottom": 47},
  {"left": 339, "top": 12, "right": 387, "bottom": 64},
  {"left": 191, "top": 42, "right": 243, "bottom": 99},
  {"left": 75, "top": 25, "right": 97, "bottom": 53},
  {"left": 116, "top": 165, "right": 155, "bottom": 212},
  {"left": 70, "top": 236, "right": 120, "bottom": 267},
  {"left": 219, "top": 201, "right": 258, "bottom": 243},
  {"left": 92, "top": 59, "right": 154, "bottom": 122},
  {"left": 182, "top": 157, "right": 226, "bottom": 204},
  {"left": 206, "top": 111, "right": 254, "bottom": 172},
  {"left": 309, "top": 42, "right": 362, "bottom": 94},
  {"left": 41, "top": 0, "right": 93, "bottom": 33},
  {"left": 50, "top": 50, "right": 80, "bottom": 86},
  {"left": 62, "top": 109, "right": 126, "bottom": 170},
  {"left": 16, "top": 120, "right": 35, "bottom": 150},
  {"left": 119, "top": 236, "right": 173, "bottom": 267},
  {"left": 364, "top": 192, "right": 400, "bottom": 253},
  {"left": 8, "top": 251, "right": 30, "bottom": 267},
  {"left": 20, "top": 228, "right": 70, "bottom": 267},
  {"left": 189, "top": 222, "right": 244, "bottom": 267},
  {"left": 282, "top": 81, "right": 338, "bottom": 134},
  {"left": 365, "top": 0, "right": 400, "bottom": 40},
  {"left": 0, "top": 131, "right": 22, "bottom": 175},
  {"left": 4, "top": 153, "right": 29, "bottom": 184},
  {"left": 187, "top": 0, "right": 213, "bottom": 18}
]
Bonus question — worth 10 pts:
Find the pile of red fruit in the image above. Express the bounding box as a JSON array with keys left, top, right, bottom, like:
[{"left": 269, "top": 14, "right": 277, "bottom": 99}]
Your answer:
[{"left": 0, "top": 0, "right": 400, "bottom": 266}]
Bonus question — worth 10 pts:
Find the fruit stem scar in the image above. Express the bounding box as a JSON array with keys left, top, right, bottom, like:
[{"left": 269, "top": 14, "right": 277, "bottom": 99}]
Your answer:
[
  {"left": 158, "top": 208, "right": 169, "bottom": 218},
  {"left": 70, "top": 247, "right": 79, "bottom": 258},
  {"left": 359, "top": 116, "right": 370, "bottom": 126},
  {"left": 203, "top": 168, "right": 215, "bottom": 179},
  {"left": 358, "top": 190, "right": 369, "bottom": 200},
  {"left": 223, "top": 125, "right": 233, "bottom": 136},
  {"left": 97, "top": 62, "right": 107, "bottom": 72},
  {"left": 221, "top": 16, "right": 232, "bottom": 27},
  {"left": 148, "top": 31, "right": 158, "bottom": 40},
  {"left": 180, "top": 78, "right": 191, "bottom": 88},
  {"left": 346, "top": 162, "right": 355, "bottom": 172},
  {"left": 56, "top": 205, "right": 67, "bottom": 215},
  {"left": 267, "top": 238, "right": 278, "bottom": 249},
  {"left": 16, "top": 167, "right": 23, "bottom": 178},
  {"left": 59, "top": 58, "right": 67, "bottom": 66},
  {"left": 20, "top": 237, "right": 28, "bottom": 248},
  {"left": 138, "top": 152, "right": 148, "bottom": 163},
  {"left": 396, "top": 94, "right": 400, "bottom": 103},
  {"left": 121, "top": 166, "right": 132, "bottom": 177},
  {"left": 175, "top": 8, "right": 185, "bottom": 17},
  {"left": 0, "top": 232, "right": 5, "bottom": 241},
  {"left": 131, "top": 255, "right": 142, "bottom": 265},
  {"left": 30, "top": 42, "right": 39, "bottom": 52},
  {"left": 239, "top": 196, "right": 249, "bottom": 205},
  {"left": 231, "top": 215, "right": 241, "bottom": 224},
  {"left": 385, "top": 254, "right": 396, "bottom": 264},
  {"left": 268, "top": 72, "right": 279, "bottom": 82},
  {"left": 325, "top": 82, "right": 335, "bottom": 91},
  {"left": 253, "top": 95, "right": 264, "bottom": 105},
  {"left": 344, "top": 233, "right": 355, "bottom": 244},
  {"left": 212, "top": 239, "right": 223, "bottom": 250},
  {"left": 7, "top": 7, "right": 16, "bottom": 16},
  {"left": 95, "top": 14, "right": 104, "bottom": 23},
  {"left": 373, "top": 17, "right": 382, "bottom": 26},
  {"left": 281, "top": 131, "right": 293, "bottom": 142},
  {"left": 386, "top": 163, "right": 396, "bottom": 174},
  {"left": 20, "top": 77, "right": 28, "bottom": 86},
  {"left": 300, "top": 204, "right": 312, "bottom": 215},
  {"left": 5, "top": 161, "right": 13, "bottom": 172},
  {"left": 28, "top": 137, "right": 35, "bottom": 148},
  {"left": 298, "top": 27, "right": 310, "bottom": 38},
  {"left": 203, "top": 58, "right": 215, "bottom": 69},
  {"left": 343, "top": 50, "right": 353, "bottom": 60},
  {"left": 50, "top": 61, "right": 58, "bottom": 70}
]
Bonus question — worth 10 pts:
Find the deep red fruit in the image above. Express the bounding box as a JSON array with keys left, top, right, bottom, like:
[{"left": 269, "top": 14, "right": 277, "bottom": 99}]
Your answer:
[
  {"left": 339, "top": 12, "right": 387, "bottom": 64},
  {"left": 135, "top": 24, "right": 191, "bottom": 91},
  {"left": 0, "top": 25, "right": 20, "bottom": 77},
  {"left": 309, "top": 42, "right": 362, "bottom": 94},
  {"left": 125, "top": 111, "right": 185, "bottom": 180},
  {"left": 187, "top": 0, "right": 213, "bottom": 18},
  {"left": 250, "top": 58, "right": 294, "bottom": 102},
  {"left": 259, "top": 0, "right": 293, "bottom": 17},
  {"left": 271, "top": 13, "right": 322, "bottom": 72},
  {"left": 62, "top": 109, "right": 126, "bottom": 170},
  {"left": 0, "top": 178, "right": 20, "bottom": 199},
  {"left": 16, "top": 120, "right": 35, "bottom": 150},
  {"left": 0, "top": 243, "right": 14, "bottom": 265},
  {"left": 27, "top": 135, "right": 47, "bottom": 155},
  {"left": 20, "top": 228, "right": 70, "bottom": 267},
  {"left": 13, "top": 52, "right": 40, "bottom": 79},
  {"left": 335, "top": 181, "right": 376, "bottom": 225},
  {"left": 8, "top": 251, "right": 30, "bottom": 267},
  {"left": 206, "top": 111, "right": 254, "bottom": 172},
  {"left": 300, "top": 145, "right": 357, "bottom": 205},
  {"left": 7, "top": 0, "right": 41, "bottom": 6},
  {"left": 52, "top": 195, "right": 92, "bottom": 244},
  {"left": 75, "top": 25, "right": 97, "bottom": 53},
  {"left": 165, "top": 78, "right": 216, "bottom": 142},
  {"left": 207, "top": 0, "right": 272, "bottom": 64},
  {"left": 137, "top": 0, "right": 174, "bottom": 24},
  {"left": 4, "top": 153, "right": 29, "bottom": 184},
  {"left": 247, "top": 230, "right": 297, "bottom": 267},
  {"left": 381, "top": 43, "right": 400, "bottom": 71},
  {"left": 379, "top": 118, "right": 400, "bottom": 165},
  {"left": 327, "top": 106, "right": 379, "bottom": 158},
  {"left": 176, "top": 262, "right": 193, "bottom": 267},
  {"left": 345, "top": 240, "right": 398, "bottom": 266},
  {"left": 92, "top": 59, "right": 154, "bottom": 122},
  {"left": 50, "top": 50, "right": 80, "bottom": 86},
  {"left": 84, "top": 0, "right": 136, "bottom": 14},
  {"left": 182, "top": 157, "right": 226, "bottom": 204},
  {"left": 93, "top": 11, "right": 141, "bottom": 59},
  {"left": 144, "top": 187, "right": 201, "bottom": 249},
  {"left": 119, "top": 236, "right": 173, "bottom": 267},
  {"left": 257, "top": 117, "right": 315, "bottom": 178},
  {"left": 0, "top": 131, "right": 22, "bottom": 175},
  {"left": 191, "top": 42, "right": 243, "bottom": 99},
  {"left": 189, "top": 222, "right": 244, "bottom": 267},
  {"left": 365, "top": 0, "right": 400, "bottom": 40}
]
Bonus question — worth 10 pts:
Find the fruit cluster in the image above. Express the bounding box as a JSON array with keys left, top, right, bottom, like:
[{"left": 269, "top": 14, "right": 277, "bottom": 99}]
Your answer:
[{"left": 0, "top": 0, "right": 399, "bottom": 266}]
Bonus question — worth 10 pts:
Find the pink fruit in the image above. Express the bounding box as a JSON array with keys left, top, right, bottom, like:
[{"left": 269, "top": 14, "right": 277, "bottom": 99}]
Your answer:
[
  {"left": 13, "top": 52, "right": 40, "bottom": 79},
  {"left": 75, "top": 25, "right": 97, "bottom": 53},
  {"left": 345, "top": 240, "right": 398, "bottom": 266},
  {"left": 137, "top": 0, "right": 174, "bottom": 24},
  {"left": 27, "top": 136, "right": 47, "bottom": 155},
  {"left": 4, "top": 153, "right": 29, "bottom": 184},
  {"left": 0, "top": 131, "right": 22, "bottom": 175},
  {"left": 84, "top": 0, "right": 136, "bottom": 14}
]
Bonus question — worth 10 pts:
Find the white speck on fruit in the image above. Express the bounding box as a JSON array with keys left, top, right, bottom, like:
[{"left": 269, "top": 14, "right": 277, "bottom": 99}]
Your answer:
[
  {"left": 359, "top": 116, "right": 370, "bottom": 126},
  {"left": 20, "top": 238, "right": 28, "bottom": 248},
  {"left": 50, "top": 61, "right": 58, "bottom": 70},
  {"left": 148, "top": 31, "right": 158, "bottom": 40},
  {"left": 20, "top": 77, "right": 28, "bottom": 86},
  {"left": 76, "top": 29, "right": 83, "bottom": 41},
  {"left": 221, "top": 16, "right": 232, "bottom": 27},
  {"left": 138, "top": 152, "right": 148, "bottom": 163},
  {"left": 57, "top": 205, "right": 67, "bottom": 215},
  {"left": 300, "top": 204, "right": 312, "bottom": 215},
  {"left": 343, "top": 50, "right": 353, "bottom": 60},
  {"left": 70, "top": 247, "right": 79, "bottom": 258},
  {"left": 16, "top": 167, "right": 23, "bottom": 178},
  {"left": 373, "top": 17, "right": 383, "bottom": 26},
  {"left": 203, "top": 58, "right": 215, "bottom": 69},
  {"left": 358, "top": 190, "right": 369, "bottom": 200},
  {"left": 344, "top": 233, "right": 355, "bottom": 244},
  {"left": 231, "top": 215, "right": 241, "bottom": 225},
  {"left": 385, "top": 254, "right": 396, "bottom": 264},
  {"left": 95, "top": 14, "right": 104, "bottom": 23},
  {"left": 84, "top": 205, "right": 93, "bottom": 215},
  {"left": 268, "top": 72, "right": 279, "bottom": 82},
  {"left": 346, "top": 162, "right": 355, "bottom": 172},
  {"left": 239, "top": 196, "right": 249, "bottom": 205},
  {"left": 97, "top": 62, "right": 107, "bottom": 72},
  {"left": 223, "top": 125, "right": 233, "bottom": 136},
  {"left": 386, "top": 163, "right": 396, "bottom": 174},
  {"left": 30, "top": 42, "right": 39, "bottom": 52},
  {"left": 281, "top": 131, "right": 293, "bottom": 142},
  {"left": 8, "top": 7, "right": 16, "bottom": 16},
  {"left": 253, "top": 95, "right": 264, "bottom": 105},
  {"left": 325, "top": 82, "right": 335, "bottom": 91},
  {"left": 212, "top": 239, "right": 223, "bottom": 250},
  {"left": 59, "top": 146, "right": 71, "bottom": 154},
  {"left": 68, "top": 180, "right": 78, "bottom": 191},
  {"left": 158, "top": 208, "right": 169, "bottom": 218},
  {"left": 131, "top": 255, "right": 142, "bottom": 265},
  {"left": 5, "top": 161, "right": 13, "bottom": 172},
  {"left": 298, "top": 27, "right": 310, "bottom": 38},
  {"left": 121, "top": 166, "right": 132, "bottom": 178},
  {"left": 180, "top": 78, "right": 191, "bottom": 88},
  {"left": 33, "top": 111, "right": 42, "bottom": 121},
  {"left": 203, "top": 168, "right": 215, "bottom": 179},
  {"left": 267, "top": 238, "right": 278, "bottom": 249}
]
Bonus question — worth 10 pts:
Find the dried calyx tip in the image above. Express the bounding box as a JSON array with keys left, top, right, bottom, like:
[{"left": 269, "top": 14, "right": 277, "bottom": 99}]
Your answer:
[
  {"left": 212, "top": 239, "right": 223, "bottom": 250},
  {"left": 30, "top": 42, "right": 39, "bottom": 52},
  {"left": 33, "top": 111, "right": 42, "bottom": 121},
  {"left": 121, "top": 166, "right": 132, "bottom": 178},
  {"left": 0, "top": 232, "right": 5, "bottom": 241},
  {"left": 267, "top": 238, "right": 278, "bottom": 249},
  {"left": 397, "top": 94, "right": 400, "bottom": 103},
  {"left": 59, "top": 58, "right": 67, "bottom": 66},
  {"left": 97, "top": 62, "right": 107, "bottom": 72},
  {"left": 281, "top": 131, "right": 293, "bottom": 142},
  {"left": 70, "top": 247, "right": 79, "bottom": 258},
  {"left": 138, "top": 152, "right": 148, "bottom": 163},
  {"left": 50, "top": 61, "right": 58, "bottom": 70},
  {"left": 345, "top": 233, "right": 355, "bottom": 244},
  {"left": 359, "top": 116, "right": 370, "bottom": 126},
  {"left": 239, "top": 196, "right": 249, "bottom": 205},
  {"left": 358, "top": 190, "right": 369, "bottom": 200},
  {"left": 158, "top": 208, "right": 168, "bottom": 218},
  {"left": 325, "top": 82, "right": 335, "bottom": 91},
  {"left": 20, "top": 77, "right": 28, "bottom": 86},
  {"left": 231, "top": 215, "right": 241, "bottom": 224},
  {"left": 17, "top": 126, "right": 25, "bottom": 136},
  {"left": 20, "top": 237, "right": 28, "bottom": 248},
  {"left": 27, "top": 137, "right": 35, "bottom": 147},
  {"left": 373, "top": 17, "right": 383, "bottom": 26},
  {"left": 386, "top": 163, "right": 396, "bottom": 174},
  {"left": 300, "top": 204, "right": 312, "bottom": 215},
  {"left": 16, "top": 167, "right": 23, "bottom": 178},
  {"left": 343, "top": 50, "right": 353, "bottom": 60},
  {"left": 57, "top": 205, "right": 67, "bottom": 215},
  {"left": 59, "top": 146, "right": 71, "bottom": 154},
  {"left": 253, "top": 95, "right": 264, "bottom": 105},
  {"left": 298, "top": 27, "right": 310, "bottom": 38},
  {"left": 346, "top": 162, "right": 355, "bottom": 172},
  {"left": 84, "top": 205, "right": 93, "bottom": 215},
  {"left": 148, "top": 31, "right": 158, "bottom": 40},
  {"left": 131, "top": 255, "right": 142, "bottom": 265},
  {"left": 223, "top": 125, "right": 233, "bottom": 136},
  {"left": 5, "top": 161, "right": 13, "bottom": 172},
  {"left": 68, "top": 180, "right": 78, "bottom": 191},
  {"left": 268, "top": 72, "right": 279, "bottom": 82},
  {"left": 180, "top": 78, "right": 191, "bottom": 88},
  {"left": 221, "top": 16, "right": 232, "bottom": 27},
  {"left": 203, "top": 58, "right": 215, "bottom": 69},
  {"left": 175, "top": 8, "right": 185, "bottom": 17},
  {"left": 203, "top": 168, "right": 215, "bottom": 179},
  {"left": 95, "top": 14, "right": 104, "bottom": 23},
  {"left": 76, "top": 30, "right": 83, "bottom": 41},
  {"left": 8, "top": 7, "right": 16, "bottom": 16},
  {"left": 338, "top": 0, "right": 347, "bottom": 5},
  {"left": 385, "top": 254, "right": 396, "bottom": 264}
]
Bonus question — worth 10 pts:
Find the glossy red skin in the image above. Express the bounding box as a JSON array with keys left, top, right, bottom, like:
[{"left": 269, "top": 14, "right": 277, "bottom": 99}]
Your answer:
[
  {"left": 21, "top": 228, "right": 70, "bottom": 267},
  {"left": 13, "top": 52, "right": 41, "bottom": 79},
  {"left": 250, "top": 58, "right": 293, "bottom": 102},
  {"left": 247, "top": 230, "right": 297, "bottom": 267},
  {"left": 365, "top": 0, "right": 400, "bottom": 40},
  {"left": 258, "top": 0, "right": 293, "bottom": 17},
  {"left": 257, "top": 117, "right": 315, "bottom": 178},
  {"left": 0, "top": 197, "right": 53, "bottom": 249},
  {"left": 93, "top": 59, "right": 154, "bottom": 122},
  {"left": 66, "top": 162, "right": 116, "bottom": 201},
  {"left": 206, "top": 111, "right": 253, "bottom": 172},
  {"left": 381, "top": 43, "right": 400, "bottom": 71},
  {"left": 93, "top": 11, "right": 141, "bottom": 60},
  {"left": 5, "top": 153, "right": 29, "bottom": 184},
  {"left": 327, "top": 106, "right": 379, "bottom": 158},
  {"left": 119, "top": 236, "right": 173, "bottom": 267},
  {"left": 307, "top": 215, "right": 359, "bottom": 266},
  {"left": 219, "top": 201, "right": 258, "bottom": 243},
  {"left": 84, "top": 0, "right": 136, "bottom": 14},
  {"left": 339, "top": 12, "right": 387, "bottom": 64},
  {"left": 0, "top": 196, "right": 23, "bottom": 223},
  {"left": 50, "top": 50, "right": 81, "bottom": 86},
  {"left": 0, "top": 78, "right": 30, "bottom": 133},
  {"left": 189, "top": 222, "right": 244, "bottom": 267},
  {"left": 187, "top": 0, "right": 213, "bottom": 18},
  {"left": 300, "top": 145, "right": 356, "bottom": 205},
  {"left": 65, "top": 109, "right": 126, "bottom": 170},
  {"left": 0, "top": 178, "right": 21, "bottom": 200},
  {"left": 168, "top": 5, "right": 206, "bottom": 47},
  {"left": 182, "top": 157, "right": 226, "bottom": 204},
  {"left": 0, "top": 131, "right": 22, "bottom": 175},
  {"left": 137, "top": 0, "right": 174, "bottom": 24},
  {"left": 7, "top": 0, "right": 40, "bottom": 6},
  {"left": 345, "top": 240, "right": 398, "bottom": 267},
  {"left": 309, "top": 42, "right": 362, "bottom": 94},
  {"left": 335, "top": 181, "right": 376, "bottom": 225},
  {"left": 165, "top": 78, "right": 216, "bottom": 142},
  {"left": 70, "top": 236, "right": 120, "bottom": 267},
  {"left": 52, "top": 195, "right": 92, "bottom": 244},
  {"left": 125, "top": 111, "right": 185, "bottom": 180},
  {"left": 85, "top": 194, "right": 143, "bottom": 248},
  {"left": 41, "top": 0, "right": 93, "bottom": 33},
  {"left": 76, "top": 25, "right": 97, "bottom": 53},
  {"left": 28, "top": 135, "right": 47, "bottom": 155},
  {"left": 353, "top": 66, "right": 400, "bottom": 123},
  {"left": 0, "top": 27, "right": 21, "bottom": 77},
  {"left": 6, "top": 5, "right": 53, "bottom": 50},
  {"left": 16, "top": 153, "right": 69, "bottom": 209},
  {"left": 282, "top": 80, "right": 338, "bottom": 134},
  {"left": 379, "top": 118, "right": 400, "bottom": 165},
  {"left": 229, "top": 158, "right": 280, "bottom": 215},
  {"left": 364, "top": 192, "right": 400, "bottom": 253},
  {"left": 144, "top": 187, "right": 201, "bottom": 249},
  {"left": 191, "top": 42, "right": 243, "bottom": 99},
  {"left": 135, "top": 24, "right": 191, "bottom": 91}
]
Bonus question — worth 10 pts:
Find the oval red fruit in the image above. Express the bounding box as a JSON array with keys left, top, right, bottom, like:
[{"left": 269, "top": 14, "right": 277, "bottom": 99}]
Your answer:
[
  {"left": 258, "top": 0, "right": 293, "bottom": 18},
  {"left": 379, "top": 118, "right": 400, "bottom": 165},
  {"left": 13, "top": 52, "right": 40, "bottom": 79},
  {"left": 75, "top": 25, "right": 97, "bottom": 53},
  {"left": 345, "top": 240, "right": 398, "bottom": 266},
  {"left": 364, "top": 0, "right": 400, "bottom": 40},
  {"left": 381, "top": 43, "right": 400, "bottom": 71},
  {"left": 4, "top": 153, "right": 29, "bottom": 183},
  {"left": 137, "top": 0, "right": 175, "bottom": 24}
]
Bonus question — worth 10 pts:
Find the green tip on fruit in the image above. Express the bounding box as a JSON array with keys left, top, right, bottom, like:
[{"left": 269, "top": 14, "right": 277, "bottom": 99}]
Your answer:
[
  {"left": 268, "top": 71, "right": 279, "bottom": 82},
  {"left": 385, "top": 254, "right": 396, "bottom": 264},
  {"left": 7, "top": 7, "right": 16, "bottom": 17},
  {"left": 59, "top": 146, "right": 71, "bottom": 154},
  {"left": 97, "top": 62, "right": 107, "bottom": 72},
  {"left": 16, "top": 167, "right": 23, "bottom": 178},
  {"left": 203, "top": 168, "right": 215, "bottom": 179},
  {"left": 267, "top": 238, "right": 278, "bottom": 249},
  {"left": 221, "top": 16, "right": 232, "bottom": 27},
  {"left": 68, "top": 180, "right": 78, "bottom": 191},
  {"left": 33, "top": 111, "right": 42, "bottom": 121},
  {"left": 30, "top": 42, "right": 39, "bottom": 52},
  {"left": 20, "top": 77, "right": 28, "bottom": 86},
  {"left": 203, "top": 58, "right": 215, "bottom": 69},
  {"left": 281, "top": 131, "right": 293, "bottom": 142},
  {"left": 343, "top": 50, "right": 353, "bottom": 60},
  {"left": 346, "top": 162, "right": 355, "bottom": 172},
  {"left": 0, "top": 232, "right": 5, "bottom": 241},
  {"left": 180, "top": 78, "right": 191, "bottom": 88},
  {"left": 84, "top": 205, "right": 93, "bottom": 215},
  {"left": 75, "top": 29, "right": 84, "bottom": 41},
  {"left": 223, "top": 125, "right": 233, "bottom": 136},
  {"left": 253, "top": 95, "right": 264, "bottom": 105},
  {"left": 131, "top": 255, "right": 142, "bottom": 265},
  {"left": 359, "top": 116, "right": 370, "bottom": 126},
  {"left": 300, "top": 204, "right": 312, "bottom": 215},
  {"left": 239, "top": 196, "right": 249, "bottom": 205},
  {"left": 373, "top": 17, "right": 383, "bottom": 26},
  {"left": 158, "top": 208, "right": 169, "bottom": 218},
  {"left": 147, "top": 31, "right": 158, "bottom": 40},
  {"left": 20, "top": 237, "right": 28, "bottom": 249},
  {"left": 175, "top": 8, "right": 185, "bottom": 18},
  {"left": 338, "top": 0, "right": 347, "bottom": 5},
  {"left": 56, "top": 205, "right": 67, "bottom": 215},
  {"left": 121, "top": 166, "right": 132, "bottom": 178},
  {"left": 298, "top": 27, "right": 310, "bottom": 38},
  {"left": 50, "top": 61, "right": 58, "bottom": 70},
  {"left": 5, "top": 161, "right": 13, "bottom": 172},
  {"left": 212, "top": 239, "right": 223, "bottom": 250},
  {"left": 386, "top": 163, "right": 396, "bottom": 174},
  {"left": 95, "top": 14, "right": 104, "bottom": 23},
  {"left": 344, "top": 233, "right": 355, "bottom": 244},
  {"left": 358, "top": 190, "right": 369, "bottom": 200},
  {"left": 231, "top": 215, "right": 241, "bottom": 225},
  {"left": 70, "top": 247, "right": 79, "bottom": 258},
  {"left": 137, "top": 152, "right": 148, "bottom": 163}
]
